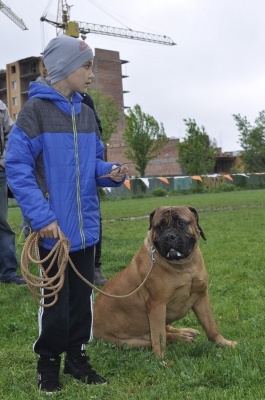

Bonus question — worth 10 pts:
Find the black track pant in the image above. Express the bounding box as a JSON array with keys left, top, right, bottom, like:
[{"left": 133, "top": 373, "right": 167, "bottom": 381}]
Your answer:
[{"left": 33, "top": 246, "right": 95, "bottom": 357}]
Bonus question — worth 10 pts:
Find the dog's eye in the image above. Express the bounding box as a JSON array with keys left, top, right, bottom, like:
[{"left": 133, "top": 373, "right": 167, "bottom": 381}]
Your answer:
[
  {"left": 177, "top": 221, "right": 186, "bottom": 228},
  {"left": 156, "top": 223, "right": 164, "bottom": 231}
]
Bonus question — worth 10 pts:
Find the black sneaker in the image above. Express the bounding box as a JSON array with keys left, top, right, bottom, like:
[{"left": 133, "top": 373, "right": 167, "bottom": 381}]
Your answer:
[
  {"left": 37, "top": 356, "right": 61, "bottom": 393},
  {"left": 1, "top": 275, "right": 27, "bottom": 285},
  {"left": 94, "top": 268, "right": 108, "bottom": 287},
  {"left": 64, "top": 351, "right": 107, "bottom": 385}
]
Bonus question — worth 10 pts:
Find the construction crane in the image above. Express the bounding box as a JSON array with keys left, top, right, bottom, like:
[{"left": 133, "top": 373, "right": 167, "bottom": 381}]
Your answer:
[
  {"left": 0, "top": 0, "right": 28, "bottom": 30},
  {"left": 40, "top": 0, "right": 175, "bottom": 46}
]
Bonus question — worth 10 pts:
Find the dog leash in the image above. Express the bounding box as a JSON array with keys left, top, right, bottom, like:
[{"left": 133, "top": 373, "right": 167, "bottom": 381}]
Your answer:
[{"left": 20, "top": 227, "right": 156, "bottom": 308}]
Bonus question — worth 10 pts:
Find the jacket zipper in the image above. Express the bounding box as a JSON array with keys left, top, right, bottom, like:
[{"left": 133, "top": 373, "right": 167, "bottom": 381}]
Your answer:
[{"left": 71, "top": 104, "right": 86, "bottom": 249}]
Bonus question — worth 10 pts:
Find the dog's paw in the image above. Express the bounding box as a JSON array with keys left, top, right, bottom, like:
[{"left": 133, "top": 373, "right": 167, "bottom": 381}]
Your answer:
[
  {"left": 219, "top": 339, "right": 237, "bottom": 348},
  {"left": 212, "top": 335, "right": 237, "bottom": 348},
  {"left": 166, "top": 326, "right": 200, "bottom": 343}
]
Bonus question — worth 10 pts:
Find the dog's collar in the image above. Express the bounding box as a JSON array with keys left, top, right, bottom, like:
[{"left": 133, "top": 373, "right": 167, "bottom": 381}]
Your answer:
[{"left": 150, "top": 245, "right": 156, "bottom": 265}]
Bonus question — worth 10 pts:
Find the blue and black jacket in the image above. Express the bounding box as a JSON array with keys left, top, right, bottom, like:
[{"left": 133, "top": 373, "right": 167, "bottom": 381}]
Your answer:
[{"left": 5, "top": 81, "right": 124, "bottom": 251}]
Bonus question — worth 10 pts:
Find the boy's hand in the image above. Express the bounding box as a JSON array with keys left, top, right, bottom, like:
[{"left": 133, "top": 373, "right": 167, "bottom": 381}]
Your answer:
[
  {"left": 39, "top": 221, "right": 59, "bottom": 239},
  {"left": 109, "top": 164, "right": 129, "bottom": 182},
  {"left": 97, "top": 163, "right": 129, "bottom": 181}
]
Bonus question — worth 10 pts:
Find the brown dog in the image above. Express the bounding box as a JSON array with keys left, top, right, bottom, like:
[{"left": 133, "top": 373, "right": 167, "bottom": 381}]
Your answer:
[{"left": 93, "top": 206, "right": 237, "bottom": 358}]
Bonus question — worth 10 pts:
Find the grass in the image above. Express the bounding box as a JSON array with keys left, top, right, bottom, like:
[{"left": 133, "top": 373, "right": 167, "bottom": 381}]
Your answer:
[{"left": 1, "top": 190, "right": 265, "bottom": 399}]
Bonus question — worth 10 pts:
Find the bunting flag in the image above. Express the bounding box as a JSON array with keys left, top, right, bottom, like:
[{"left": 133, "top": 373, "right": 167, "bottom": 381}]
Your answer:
[
  {"left": 139, "top": 178, "right": 150, "bottom": 187},
  {"left": 191, "top": 176, "right": 203, "bottom": 182},
  {"left": 124, "top": 179, "right": 131, "bottom": 190},
  {"left": 223, "top": 174, "right": 233, "bottom": 181},
  {"left": 157, "top": 177, "right": 169, "bottom": 184}
]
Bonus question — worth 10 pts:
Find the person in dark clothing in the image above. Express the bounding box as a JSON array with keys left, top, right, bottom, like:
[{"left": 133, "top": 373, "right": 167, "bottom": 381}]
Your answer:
[
  {"left": 81, "top": 93, "right": 107, "bottom": 287},
  {"left": 0, "top": 100, "right": 26, "bottom": 285}
]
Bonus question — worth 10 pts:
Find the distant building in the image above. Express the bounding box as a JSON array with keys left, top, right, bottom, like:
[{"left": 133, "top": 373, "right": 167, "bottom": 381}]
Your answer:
[
  {"left": 214, "top": 149, "right": 243, "bottom": 173},
  {"left": 0, "top": 56, "right": 45, "bottom": 121}
]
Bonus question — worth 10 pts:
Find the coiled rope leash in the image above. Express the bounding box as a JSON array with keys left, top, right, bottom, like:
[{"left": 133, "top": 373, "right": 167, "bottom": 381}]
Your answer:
[{"left": 21, "top": 228, "right": 156, "bottom": 308}]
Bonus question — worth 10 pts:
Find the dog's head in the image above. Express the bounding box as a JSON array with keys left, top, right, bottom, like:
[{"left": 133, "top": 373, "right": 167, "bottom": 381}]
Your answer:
[{"left": 148, "top": 206, "right": 206, "bottom": 262}]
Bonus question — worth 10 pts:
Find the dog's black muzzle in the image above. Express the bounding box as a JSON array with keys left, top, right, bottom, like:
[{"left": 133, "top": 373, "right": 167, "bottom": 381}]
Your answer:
[{"left": 154, "top": 230, "right": 196, "bottom": 261}]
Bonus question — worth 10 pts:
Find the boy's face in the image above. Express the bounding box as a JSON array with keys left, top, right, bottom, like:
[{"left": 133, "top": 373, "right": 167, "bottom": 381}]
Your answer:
[{"left": 64, "top": 60, "right": 94, "bottom": 94}]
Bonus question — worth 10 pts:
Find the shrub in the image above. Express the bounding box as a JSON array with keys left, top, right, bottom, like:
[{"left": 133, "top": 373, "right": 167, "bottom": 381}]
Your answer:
[
  {"left": 216, "top": 183, "right": 236, "bottom": 192},
  {"left": 152, "top": 188, "right": 167, "bottom": 197}
]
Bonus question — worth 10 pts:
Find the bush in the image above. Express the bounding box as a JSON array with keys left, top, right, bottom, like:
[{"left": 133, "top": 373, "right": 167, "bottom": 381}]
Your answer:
[
  {"left": 216, "top": 183, "right": 236, "bottom": 192},
  {"left": 191, "top": 182, "right": 206, "bottom": 193},
  {"left": 151, "top": 188, "right": 167, "bottom": 197}
]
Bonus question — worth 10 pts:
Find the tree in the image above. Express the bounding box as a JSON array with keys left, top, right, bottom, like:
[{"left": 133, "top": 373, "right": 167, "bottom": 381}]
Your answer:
[
  {"left": 177, "top": 119, "right": 217, "bottom": 175},
  {"left": 233, "top": 111, "right": 265, "bottom": 172},
  {"left": 87, "top": 89, "right": 119, "bottom": 145},
  {"left": 123, "top": 104, "right": 168, "bottom": 177}
]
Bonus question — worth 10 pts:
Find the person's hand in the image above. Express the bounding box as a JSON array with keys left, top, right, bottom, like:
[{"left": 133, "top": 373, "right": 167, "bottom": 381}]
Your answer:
[
  {"left": 110, "top": 164, "right": 129, "bottom": 182},
  {"left": 39, "top": 221, "right": 59, "bottom": 239}
]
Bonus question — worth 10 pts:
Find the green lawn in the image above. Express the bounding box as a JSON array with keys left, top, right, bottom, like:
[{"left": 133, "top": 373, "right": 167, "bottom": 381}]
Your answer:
[{"left": 1, "top": 190, "right": 264, "bottom": 399}]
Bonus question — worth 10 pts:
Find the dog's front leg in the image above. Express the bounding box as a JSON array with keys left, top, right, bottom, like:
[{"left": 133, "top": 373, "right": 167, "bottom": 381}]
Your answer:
[
  {"left": 192, "top": 293, "right": 237, "bottom": 347},
  {"left": 146, "top": 300, "right": 167, "bottom": 358}
]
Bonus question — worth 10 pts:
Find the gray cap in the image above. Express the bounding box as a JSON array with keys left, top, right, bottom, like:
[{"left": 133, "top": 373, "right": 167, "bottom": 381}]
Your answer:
[{"left": 43, "top": 35, "right": 94, "bottom": 84}]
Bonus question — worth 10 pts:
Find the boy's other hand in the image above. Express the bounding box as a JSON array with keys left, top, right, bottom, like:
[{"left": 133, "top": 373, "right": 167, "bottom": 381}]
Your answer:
[{"left": 39, "top": 221, "right": 59, "bottom": 239}]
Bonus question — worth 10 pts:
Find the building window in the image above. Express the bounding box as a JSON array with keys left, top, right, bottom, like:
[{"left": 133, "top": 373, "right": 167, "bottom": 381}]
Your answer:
[
  {"left": 11, "top": 65, "right": 16, "bottom": 73},
  {"left": 13, "top": 113, "right": 18, "bottom": 121},
  {"left": 12, "top": 97, "right": 18, "bottom": 105},
  {"left": 12, "top": 81, "right": 17, "bottom": 89},
  {"left": 31, "top": 63, "right": 37, "bottom": 73}
]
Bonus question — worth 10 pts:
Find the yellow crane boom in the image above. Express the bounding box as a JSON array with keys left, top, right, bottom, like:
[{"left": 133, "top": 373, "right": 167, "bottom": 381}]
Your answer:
[{"left": 0, "top": 0, "right": 28, "bottom": 30}]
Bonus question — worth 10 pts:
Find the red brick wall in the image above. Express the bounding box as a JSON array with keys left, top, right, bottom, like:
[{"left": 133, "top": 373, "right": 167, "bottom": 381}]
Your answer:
[
  {"left": 106, "top": 138, "right": 183, "bottom": 177},
  {"left": 90, "top": 48, "right": 126, "bottom": 143}
]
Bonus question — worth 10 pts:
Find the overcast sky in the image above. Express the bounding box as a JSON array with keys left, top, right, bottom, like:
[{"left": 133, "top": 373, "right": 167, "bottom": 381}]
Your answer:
[{"left": 1, "top": 0, "right": 265, "bottom": 151}]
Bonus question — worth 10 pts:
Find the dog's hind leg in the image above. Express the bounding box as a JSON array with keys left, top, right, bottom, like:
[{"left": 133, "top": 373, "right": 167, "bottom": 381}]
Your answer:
[
  {"left": 117, "top": 336, "right": 151, "bottom": 349},
  {"left": 166, "top": 325, "right": 200, "bottom": 343}
]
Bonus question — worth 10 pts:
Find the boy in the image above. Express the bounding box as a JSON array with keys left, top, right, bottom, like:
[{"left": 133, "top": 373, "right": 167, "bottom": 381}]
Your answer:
[{"left": 5, "top": 35, "right": 127, "bottom": 393}]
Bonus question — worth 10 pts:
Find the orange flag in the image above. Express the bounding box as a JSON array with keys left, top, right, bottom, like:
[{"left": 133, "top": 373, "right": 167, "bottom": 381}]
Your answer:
[
  {"left": 124, "top": 179, "right": 131, "bottom": 190},
  {"left": 223, "top": 174, "right": 233, "bottom": 181},
  {"left": 157, "top": 177, "right": 169, "bottom": 184},
  {"left": 191, "top": 176, "right": 203, "bottom": 182}
]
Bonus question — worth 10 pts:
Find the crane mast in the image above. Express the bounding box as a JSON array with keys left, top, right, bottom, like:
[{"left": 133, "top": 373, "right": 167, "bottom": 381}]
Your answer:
[
  {"left": 0, "top": 0, "right": 28, "bottom": 30},
  {"left": 40, "top": 0, "right": 176, "bottom": 46}
]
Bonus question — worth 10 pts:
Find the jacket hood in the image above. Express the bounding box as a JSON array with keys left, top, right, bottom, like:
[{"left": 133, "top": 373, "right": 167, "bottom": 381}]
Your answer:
[{"left": 28, "top": 81, "right": 83, "bottom": 115}]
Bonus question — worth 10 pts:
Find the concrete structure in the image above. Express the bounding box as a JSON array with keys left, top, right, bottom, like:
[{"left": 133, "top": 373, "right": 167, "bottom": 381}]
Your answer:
[
  {"left": 0, "top": 56, "right": 45, "bottom": 121},
  {"left": 214, "top": 150, "right": 244, "bottom": 173}
]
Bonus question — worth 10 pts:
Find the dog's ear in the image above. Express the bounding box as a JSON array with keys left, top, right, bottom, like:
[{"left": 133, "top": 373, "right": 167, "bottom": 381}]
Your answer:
[
  {"left": 149, "top": 210, "right": 156, "bottom": 230},
  {"left": 187, "top": 206, "right": 206, "bottom": 241}
]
